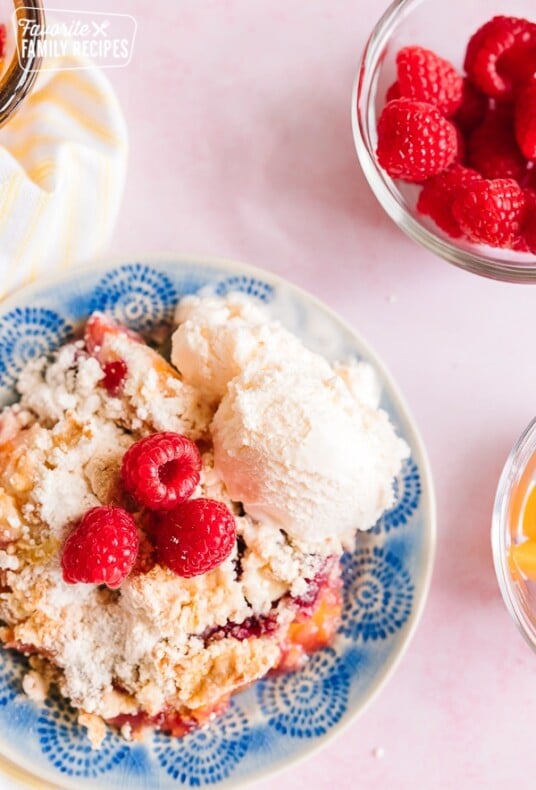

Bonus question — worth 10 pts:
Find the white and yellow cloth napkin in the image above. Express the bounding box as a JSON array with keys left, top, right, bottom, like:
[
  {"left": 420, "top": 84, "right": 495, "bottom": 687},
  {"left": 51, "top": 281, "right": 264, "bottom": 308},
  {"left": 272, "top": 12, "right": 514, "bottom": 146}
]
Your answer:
[{"left": 0, "top": 55, "right": 127, "bottom": 299}]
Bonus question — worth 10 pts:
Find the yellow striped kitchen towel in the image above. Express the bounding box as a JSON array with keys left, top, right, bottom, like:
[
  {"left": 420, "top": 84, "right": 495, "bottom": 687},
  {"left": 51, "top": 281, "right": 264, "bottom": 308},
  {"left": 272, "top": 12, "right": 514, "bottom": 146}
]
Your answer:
[{"left": 0, "top": 54, "right": 127, "bottom": 299}]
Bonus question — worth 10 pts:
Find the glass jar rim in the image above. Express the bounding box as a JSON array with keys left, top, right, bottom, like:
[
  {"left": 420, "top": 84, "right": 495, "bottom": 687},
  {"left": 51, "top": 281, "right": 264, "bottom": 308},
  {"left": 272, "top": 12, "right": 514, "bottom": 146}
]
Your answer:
[{"left": 0, "top": 2, "right": 45, "bottom": 127}]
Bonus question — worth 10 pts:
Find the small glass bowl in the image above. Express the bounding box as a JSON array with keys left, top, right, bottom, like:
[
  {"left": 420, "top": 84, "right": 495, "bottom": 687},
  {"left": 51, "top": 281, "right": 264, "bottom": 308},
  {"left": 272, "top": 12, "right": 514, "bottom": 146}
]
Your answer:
[
  {"left": 352, "top": 0, "right": 536, "bottom": 283},
  {"left": 492, "top": 418, "right": 536, "bottom": 653},
  {"left": 0, "top": 1, "right": 44, "bottom": 127}
]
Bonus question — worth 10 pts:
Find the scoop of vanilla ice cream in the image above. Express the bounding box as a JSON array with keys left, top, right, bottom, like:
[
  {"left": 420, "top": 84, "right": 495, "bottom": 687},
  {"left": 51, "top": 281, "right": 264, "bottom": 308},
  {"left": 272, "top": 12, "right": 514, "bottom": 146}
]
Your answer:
[
  {"left": 211, "top": 364, "right": 409, "bottom": 554},
  {"left": 171, "top": 293, "right": 331, "bottom": 403}
]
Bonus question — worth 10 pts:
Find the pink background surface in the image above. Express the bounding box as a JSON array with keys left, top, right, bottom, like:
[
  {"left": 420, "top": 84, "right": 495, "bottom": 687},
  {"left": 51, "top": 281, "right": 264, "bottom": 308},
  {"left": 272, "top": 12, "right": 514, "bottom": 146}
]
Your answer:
[{"left": 19, "top": 1, "right": 536, "bottom": 787}]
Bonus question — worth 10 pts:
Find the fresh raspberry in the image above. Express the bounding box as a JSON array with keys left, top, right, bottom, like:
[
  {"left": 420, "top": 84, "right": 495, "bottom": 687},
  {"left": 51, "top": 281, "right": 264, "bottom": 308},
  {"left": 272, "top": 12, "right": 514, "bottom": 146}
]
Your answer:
[
  {"left": 512, "top": 235, "right": 530, "bottom": 253},
  {"left": 467, "top": 107, "right": 528, "bottom": 182},
  {"left": 417, "top": 165, "right": 482, "bottom": 237},
  {"left": 101, "top": 359, "right": 128, "bottom": 396},
  {"left": 376, "top": 99, "right": 458, "bottom": 183},
  {"left": 498, "top": 36, "right": 536, "bottom": 90},
  {"left": 464, "top": 16, "right": 536, "bottom": 98},
  {"left": 121, "top": 432, "right": 201, "bottom": 511},
  {"left": 454, "top": 127, "right": 466, "bottom": 165},
  {"left": 515, "top": 79, "right": 536, "bottom": 160},
  {"left": 396, "top": 46, "right": 463, "bottom": 116},
  {"left": 154, "top": 498, "right": 236, "bottom": 578},
  {"left": 521, "top": 188, "right": 536, "bottom": 252},
  {"left": 452, "top": 79, "right": 488, "bottom": 135},
  {"left": 385, "top": 81, "right": 400, "bottom": 103},
  {"left": 525, "top": 167, "right": 536, "bottom": 191},
  {"left": 452, "top": 178, "right": 526, "bottom": 248},
  {"left": 0, "top": 25, "right": 6, "bottom": 59},
  {"left": 61, "top": 506, "right": 139, "bottom": 589}
]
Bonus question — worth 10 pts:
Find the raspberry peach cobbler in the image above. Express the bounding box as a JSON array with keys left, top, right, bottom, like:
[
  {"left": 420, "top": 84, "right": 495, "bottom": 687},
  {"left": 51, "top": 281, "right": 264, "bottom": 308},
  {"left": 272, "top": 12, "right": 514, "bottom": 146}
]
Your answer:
[{"left": 0, "top": 293, "right": 408, "bottom": 747}]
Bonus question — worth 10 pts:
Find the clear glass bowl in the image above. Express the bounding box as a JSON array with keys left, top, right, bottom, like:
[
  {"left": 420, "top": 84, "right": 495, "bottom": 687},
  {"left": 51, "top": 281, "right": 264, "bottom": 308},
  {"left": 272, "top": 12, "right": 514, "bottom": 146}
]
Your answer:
[
  {"left": 492, "top": 418, "right": 536, "bottom": 653},
  {"left": 352, "top": 0, "right": 536, "bottom": 283}
]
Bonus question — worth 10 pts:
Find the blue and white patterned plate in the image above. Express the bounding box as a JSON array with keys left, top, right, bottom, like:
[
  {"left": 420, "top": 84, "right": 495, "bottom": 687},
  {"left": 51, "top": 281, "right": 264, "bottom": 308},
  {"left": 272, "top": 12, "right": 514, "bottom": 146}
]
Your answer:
[{"left": 0, "top": 257, "right": 436, "bottom": 790}]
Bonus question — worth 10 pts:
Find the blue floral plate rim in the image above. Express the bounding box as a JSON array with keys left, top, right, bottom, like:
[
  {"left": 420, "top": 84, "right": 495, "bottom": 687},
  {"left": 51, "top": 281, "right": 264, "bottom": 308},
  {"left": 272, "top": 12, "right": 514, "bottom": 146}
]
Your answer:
[{"left": 0, "top": 254, "right": 436, "bottom": 790}]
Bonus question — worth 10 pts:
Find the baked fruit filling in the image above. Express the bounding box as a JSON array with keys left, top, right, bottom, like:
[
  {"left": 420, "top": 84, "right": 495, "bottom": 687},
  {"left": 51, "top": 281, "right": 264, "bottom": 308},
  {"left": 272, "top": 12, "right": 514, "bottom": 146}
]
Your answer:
[
  {"left": 106, "top": 563, "right": 343, "bottom": 739},
  {"left": 0, "top": 293, "right": 408, "bottom": 747}
]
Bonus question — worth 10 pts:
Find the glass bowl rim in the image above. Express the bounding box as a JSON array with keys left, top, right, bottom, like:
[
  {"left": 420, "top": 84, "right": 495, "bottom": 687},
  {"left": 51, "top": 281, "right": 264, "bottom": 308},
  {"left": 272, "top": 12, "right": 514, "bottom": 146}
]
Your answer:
[{"left": 492, "top": 416, "right": 536, "bottom": 654}]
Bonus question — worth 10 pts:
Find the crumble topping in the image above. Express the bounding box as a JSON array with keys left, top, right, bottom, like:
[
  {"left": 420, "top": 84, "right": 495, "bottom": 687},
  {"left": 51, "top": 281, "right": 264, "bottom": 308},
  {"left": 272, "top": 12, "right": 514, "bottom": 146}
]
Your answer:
[{"left": 0, "top": 293, "right": 408, "bottom": 745}]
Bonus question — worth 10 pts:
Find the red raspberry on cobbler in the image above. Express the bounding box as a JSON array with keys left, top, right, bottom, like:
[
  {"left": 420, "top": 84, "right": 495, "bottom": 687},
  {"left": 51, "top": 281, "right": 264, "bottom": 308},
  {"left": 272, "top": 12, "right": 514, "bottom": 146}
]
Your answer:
[
  {"left": 101, "top": 359, "right": 128, "bottom": 396},
  {"left": 61, "top": 506, "right": 140, "bottom": 589},
  {"left": 154, "top": 497, "right": 237, "bottom": 578},
  {"left": 121, "top": 431, "right": 202, "bottom": 511}
]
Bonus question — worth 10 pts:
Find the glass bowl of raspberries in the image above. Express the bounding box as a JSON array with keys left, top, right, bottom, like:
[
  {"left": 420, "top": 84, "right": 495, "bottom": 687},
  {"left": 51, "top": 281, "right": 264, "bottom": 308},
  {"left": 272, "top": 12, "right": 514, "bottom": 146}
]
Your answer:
[{"left": 353, "top": 0, "right": 536, "bottom": 282}]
